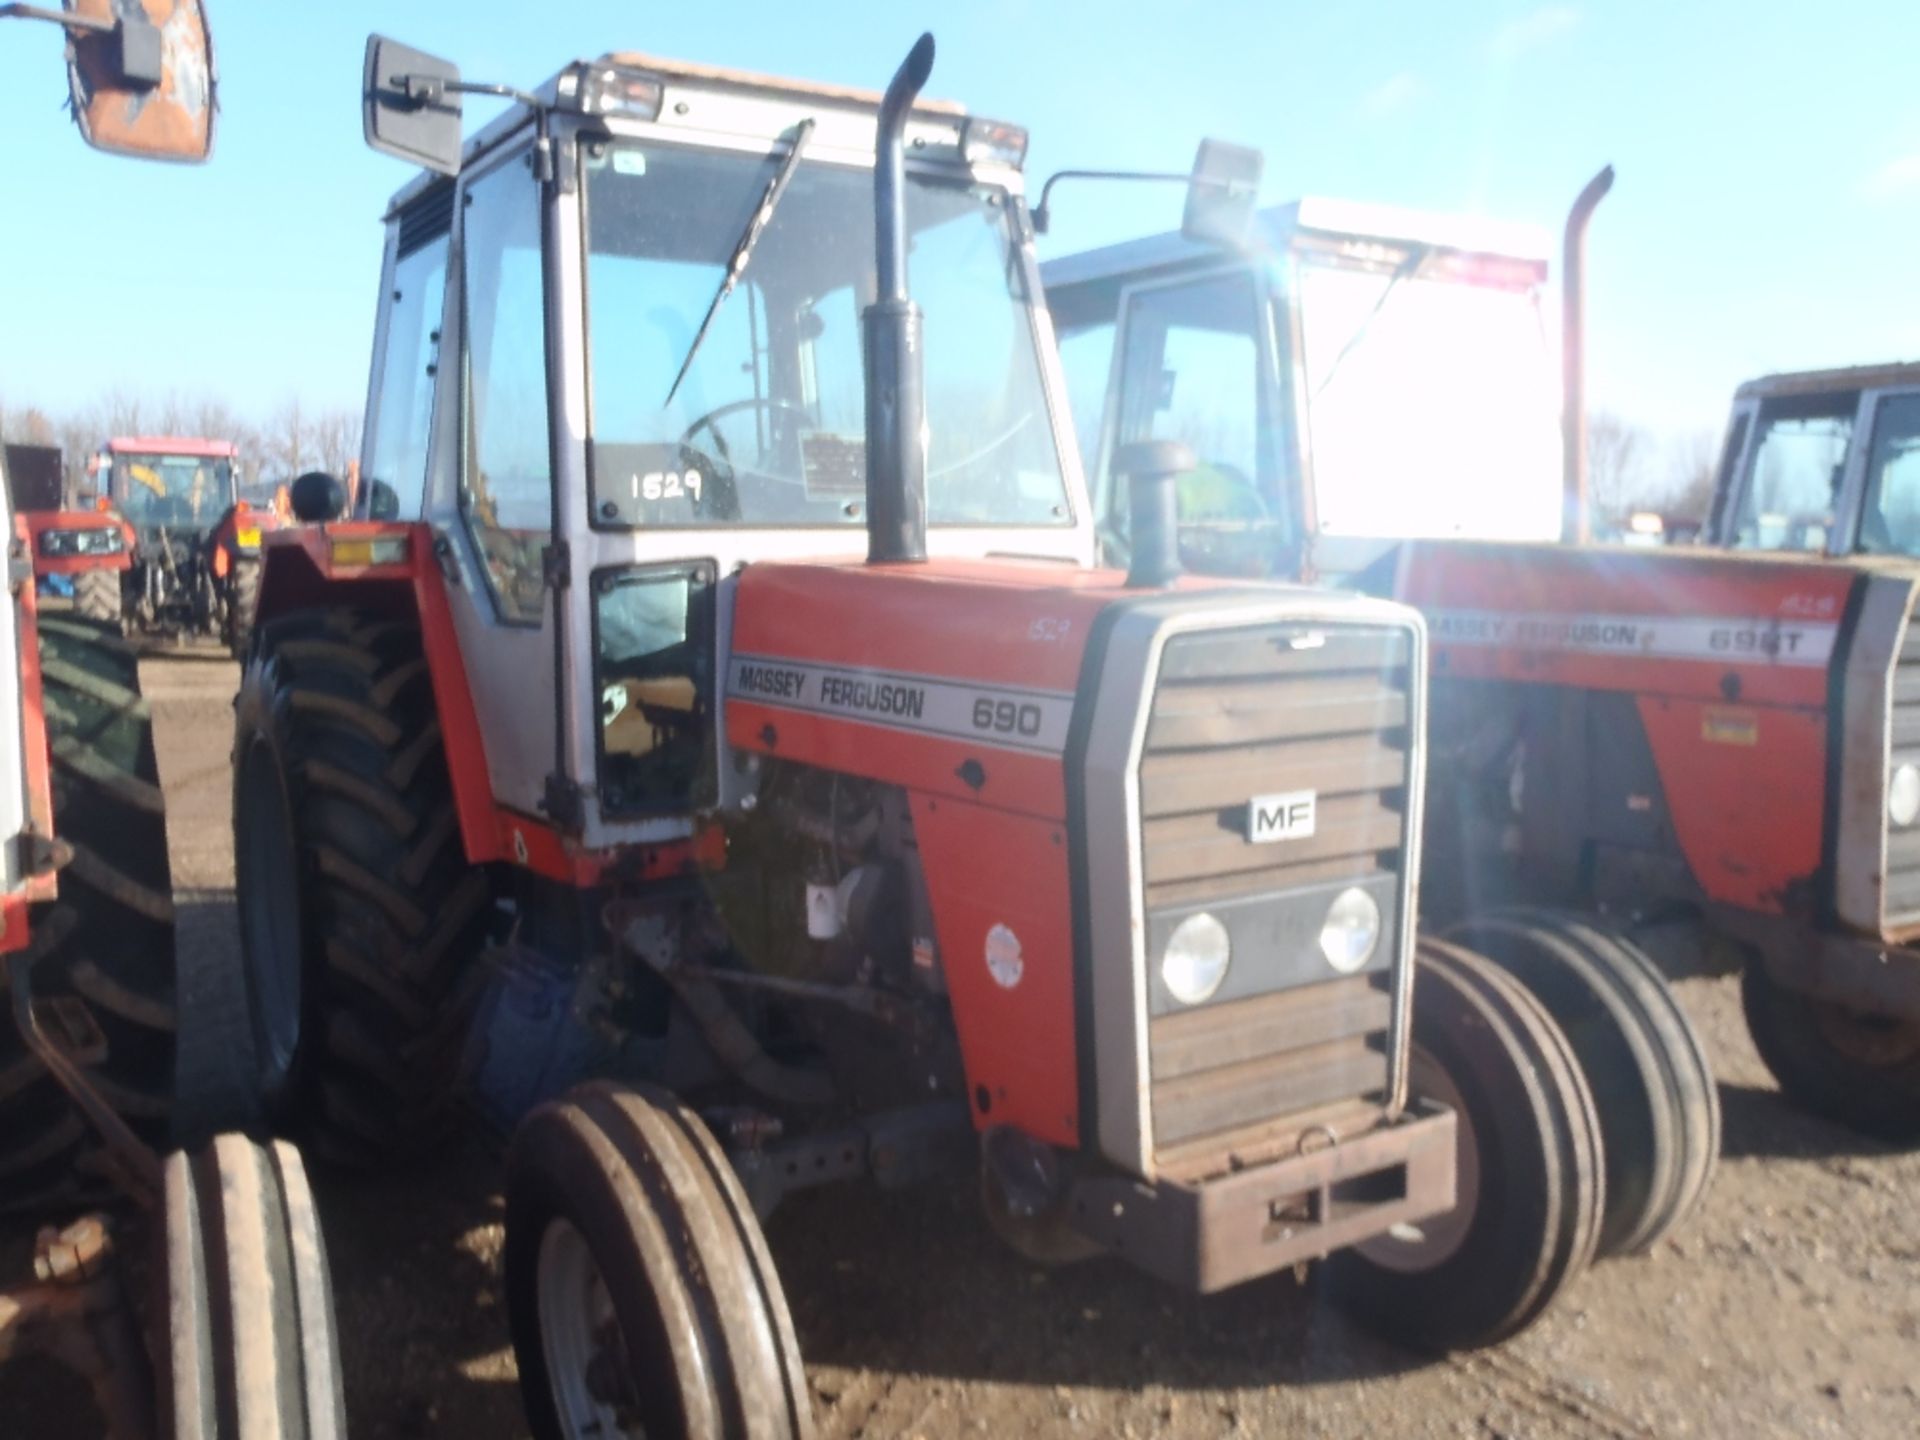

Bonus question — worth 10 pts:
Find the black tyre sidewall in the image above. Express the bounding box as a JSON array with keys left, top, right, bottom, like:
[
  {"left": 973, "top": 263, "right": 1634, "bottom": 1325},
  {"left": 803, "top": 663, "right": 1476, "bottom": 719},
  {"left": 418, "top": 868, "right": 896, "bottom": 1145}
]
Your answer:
[{"left": 232, "top": 642, "right": 318, "bottom": 1127}]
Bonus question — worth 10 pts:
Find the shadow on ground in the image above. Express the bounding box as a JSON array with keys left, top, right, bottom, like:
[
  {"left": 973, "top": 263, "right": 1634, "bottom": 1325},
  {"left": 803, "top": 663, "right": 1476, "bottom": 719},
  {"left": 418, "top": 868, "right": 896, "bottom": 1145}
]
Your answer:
[{"left": 1716, "top": 1081, "right": 1902, "bottom": 1163}]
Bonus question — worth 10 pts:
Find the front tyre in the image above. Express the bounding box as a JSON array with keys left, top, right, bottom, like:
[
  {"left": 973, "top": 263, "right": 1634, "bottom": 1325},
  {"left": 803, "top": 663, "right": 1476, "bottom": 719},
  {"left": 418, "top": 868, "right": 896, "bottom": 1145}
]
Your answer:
[
  {"left": 1742, "top": 959, "right": 1920, "bottom": 1144},
  {"left": 505, "top": 1082, "right": 813, "bottom": 1440},
  {"left": 161, "top": 1134, "right": 347, "bottom": 1440},
  {"left": 230, "top": 607, "right": 489, "bottom": 1165},
  {"left": 1325, "top": 939, "right": 1603, "bottom": 1352}
]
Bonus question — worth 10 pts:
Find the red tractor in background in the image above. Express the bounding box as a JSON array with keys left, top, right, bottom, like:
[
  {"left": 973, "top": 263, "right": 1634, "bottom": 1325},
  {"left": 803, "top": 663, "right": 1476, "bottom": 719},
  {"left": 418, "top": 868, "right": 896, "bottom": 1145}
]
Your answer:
[
  {"left": 82, "top": 434, "right": 271, "bottom": 652},
  {"left": 1048, "top": 164, "right": 1920, "bottom": 1144},
  {"left": 228, "top": 33, "right": 1720, "bottom": 1435},
  {"left": 5, "top": 440, "right": 138, "bottom": 622},
  {"left": 0, "top": 4, "right": 342, "bottom": 1437}
]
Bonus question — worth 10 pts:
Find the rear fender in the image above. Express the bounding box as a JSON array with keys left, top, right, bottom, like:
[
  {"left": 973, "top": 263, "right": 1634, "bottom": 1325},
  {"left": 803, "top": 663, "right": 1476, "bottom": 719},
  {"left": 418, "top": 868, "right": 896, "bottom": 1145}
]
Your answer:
[{"left": 255, "top": 523, "right": 505, "bottom": 872}]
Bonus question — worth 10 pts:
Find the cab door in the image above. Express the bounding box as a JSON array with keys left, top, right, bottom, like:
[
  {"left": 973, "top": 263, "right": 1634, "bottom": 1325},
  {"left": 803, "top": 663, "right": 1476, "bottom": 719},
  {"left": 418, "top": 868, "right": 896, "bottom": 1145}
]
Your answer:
[
  {"left": 1849, "top": 386, "right": 1920, "bottom": 558},
  {"left": 421, "top": 138, "right": 563, "bottom": 822},
  {"left": 1103, "top": 265, "right": 1296, "bottom": 577}
]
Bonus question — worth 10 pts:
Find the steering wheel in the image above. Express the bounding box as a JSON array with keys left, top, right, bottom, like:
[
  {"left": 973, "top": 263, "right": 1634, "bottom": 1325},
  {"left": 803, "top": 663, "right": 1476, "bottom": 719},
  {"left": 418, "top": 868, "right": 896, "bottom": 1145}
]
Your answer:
[{"left": 679, "top": 398, "right": 813, "bottom": 477}]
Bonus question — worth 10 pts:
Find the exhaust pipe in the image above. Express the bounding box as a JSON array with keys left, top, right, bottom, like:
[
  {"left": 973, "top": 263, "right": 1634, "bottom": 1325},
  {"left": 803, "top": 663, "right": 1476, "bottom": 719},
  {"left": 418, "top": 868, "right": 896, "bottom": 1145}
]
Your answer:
[
  {"left": 863, "top": 33, "right": 936, "bottom": 565},
  {"left": 1562, "top": 164, "right": 1614, "bottom": 544}
]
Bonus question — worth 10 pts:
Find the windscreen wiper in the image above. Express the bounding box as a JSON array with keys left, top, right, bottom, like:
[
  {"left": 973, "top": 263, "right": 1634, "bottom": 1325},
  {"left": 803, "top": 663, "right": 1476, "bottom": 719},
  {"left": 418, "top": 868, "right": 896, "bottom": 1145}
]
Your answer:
[
  {"left": 664, "top": 117, "right": 817, "bottom": 407},
  {"left": 1313, "top": 244, "right": 1432, "bottom": 399}
]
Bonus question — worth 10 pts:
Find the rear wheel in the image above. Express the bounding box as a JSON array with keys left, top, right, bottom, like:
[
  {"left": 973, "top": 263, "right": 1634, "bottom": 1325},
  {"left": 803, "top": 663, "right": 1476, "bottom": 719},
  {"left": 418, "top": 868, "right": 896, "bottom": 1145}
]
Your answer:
[
  {"left": 74, "top": 567, "right": 123, "bottom": 627},
  {"left": 1742, "top": 959, "right": 1920, "bottom": 1144},
  {"left": 0, "top": 614, "right": 175, "bottom": 1214},
  {"left": 231, "top": 607, "right": 490, "bottom": 1165},
  {"left": 161, "top": 1133, "right": 346, "bottom": 1440},
  {"left": 1447, "top": 909, "right": 1719, "bottom": 1255},
  {"left": 226, "top": 555, "right": 261, "bottom": 662},
  {"left": 505, "top": 1082, "right": 813, "bottom": 1440},
  {"left": 1325, "top": 939, "right": 1602, "bottom": 1352}
]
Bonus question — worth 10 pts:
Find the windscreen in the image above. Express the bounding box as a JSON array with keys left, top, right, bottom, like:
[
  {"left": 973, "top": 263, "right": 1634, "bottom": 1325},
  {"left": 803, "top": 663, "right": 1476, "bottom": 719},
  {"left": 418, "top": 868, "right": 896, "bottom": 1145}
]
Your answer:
[
  {"left": 583, "top": 139, "right": 1069, "bottom": 529},
  {"left": 111, "top": 453, "right": 234, "bottom": 531},
  {"left": 1298, "top": 255, "right": 1560, "bottom": 541}
]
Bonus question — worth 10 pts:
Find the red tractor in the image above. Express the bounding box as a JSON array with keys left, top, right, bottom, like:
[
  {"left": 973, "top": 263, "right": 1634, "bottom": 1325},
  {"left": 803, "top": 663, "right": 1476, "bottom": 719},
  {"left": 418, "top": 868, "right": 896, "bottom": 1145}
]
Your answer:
[
  {"left": 82, "top": 435, "right": 266, "bottom": 649},
  {"left": 1048, "top": 168, "right": 1920, "bottom": 1143},
  {"left": 5, "top": 440, "right": 138, "bottom": 623},
  {"left": 0, "top": 5, "right": 342, "bottom": 1436},
  {"left": 230, "top": 33, "right": 1717, "bottom": 1434}
]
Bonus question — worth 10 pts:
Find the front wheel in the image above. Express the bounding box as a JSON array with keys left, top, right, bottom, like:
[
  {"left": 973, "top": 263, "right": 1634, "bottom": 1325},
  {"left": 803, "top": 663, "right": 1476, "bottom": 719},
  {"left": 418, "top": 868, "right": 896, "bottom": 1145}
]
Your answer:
[
  {"left": 505, "top": 1082, "right": 813, "bottom": 1440},
  {"left": 160, "top": 1134, "right": 346, "bottom": 1439},
  {"left": 1742, "top": 959, "right": 1920, "bottom": 1143},
  {"left": 1324, "top": 939, "right": 1603, "bottom": 1352}
]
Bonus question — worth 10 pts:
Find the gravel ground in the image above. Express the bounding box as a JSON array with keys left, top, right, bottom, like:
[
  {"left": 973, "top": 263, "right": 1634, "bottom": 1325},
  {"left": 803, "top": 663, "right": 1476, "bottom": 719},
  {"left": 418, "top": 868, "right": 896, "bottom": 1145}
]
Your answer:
[{"left": 8, "top": 648, "right": 1919, "bottom": 1438}]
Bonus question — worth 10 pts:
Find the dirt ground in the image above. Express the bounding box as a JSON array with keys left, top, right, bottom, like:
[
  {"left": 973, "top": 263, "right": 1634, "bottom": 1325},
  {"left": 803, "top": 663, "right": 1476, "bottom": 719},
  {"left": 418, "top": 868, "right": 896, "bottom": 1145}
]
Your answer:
[{"left": 12, "top": 648, "right": 1920, "bottom": 1438}]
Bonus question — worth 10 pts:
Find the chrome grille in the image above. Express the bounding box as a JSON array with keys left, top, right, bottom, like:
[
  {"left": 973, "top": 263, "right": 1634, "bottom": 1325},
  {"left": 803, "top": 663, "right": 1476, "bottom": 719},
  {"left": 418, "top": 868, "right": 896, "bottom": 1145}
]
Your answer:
[
  {"left": 1140, "top": 622, "right": 1412, "bottom": 1161},
  {"left": 1886, "top": 616, "right": 1920, "bottom": 923}
]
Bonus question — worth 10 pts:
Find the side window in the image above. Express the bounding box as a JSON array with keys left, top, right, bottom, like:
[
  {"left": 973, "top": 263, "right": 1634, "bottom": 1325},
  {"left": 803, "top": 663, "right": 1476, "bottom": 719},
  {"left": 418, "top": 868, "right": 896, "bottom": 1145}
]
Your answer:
[
  {"left": 1858, "top": 394, "right": 1920, "bottom": 557},
  {"left": 461, "top": 153, "right": 551, "bottom": 625},
  {"left": 362, "top": 231, "right": 448, "bottom": 520},
  {"left": 1112, "top": 273, "right": 1285, "bottom": 577},
  {"left": 1729, "top": 397, "right": 1855, "bottom": 554}
]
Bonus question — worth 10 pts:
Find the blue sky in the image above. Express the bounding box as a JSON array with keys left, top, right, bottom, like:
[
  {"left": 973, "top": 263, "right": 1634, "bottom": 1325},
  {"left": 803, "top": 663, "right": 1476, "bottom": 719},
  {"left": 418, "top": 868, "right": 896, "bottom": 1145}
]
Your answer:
[{"left": 1, "top": 1, "right": 1914, "bottom": 440}]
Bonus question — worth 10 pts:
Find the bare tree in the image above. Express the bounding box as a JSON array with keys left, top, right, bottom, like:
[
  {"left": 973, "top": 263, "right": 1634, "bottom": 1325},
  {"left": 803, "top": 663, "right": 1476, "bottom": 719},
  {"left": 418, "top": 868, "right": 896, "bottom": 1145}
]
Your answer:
[
  {"left": 311, "top": 407, "right": 362, "bottom": 479},
  {"left": 1586, "top": 410, "right": 1654, "bottom": 525},
  {"left": 1664, "top": 429, "right": 1720, "bottom": 522},
  {"left": 263, "top": 395, "right": 311, "bottom": 482}
]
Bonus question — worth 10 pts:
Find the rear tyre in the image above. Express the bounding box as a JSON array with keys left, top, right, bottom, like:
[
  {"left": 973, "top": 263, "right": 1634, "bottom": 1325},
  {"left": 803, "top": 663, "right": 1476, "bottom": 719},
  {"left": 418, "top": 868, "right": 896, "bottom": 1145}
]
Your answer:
[
  {"left": 74, "top": 567, "right": 124, "bottom": 627},
  {"left": 226, "top": 556, "right": 261, "bottom": 662},
  {"left": 1446, "top": 909, "right": 1719, "bottom": 1255},
  {"left": 1325, "top": 939, "right": 1602, "bottom": 1352},
  {"left": 1741, "top": 958, "right": 1920, "bottom": 1144},
  {"left": 161, "top": 1133, "right": 347, "bottom": 1440},
  {"left": 0, "top": 614, "right": 175, "bottom": 1214},
  {"left": 505, "top": 1082, "right": 813, "bottom": 1440},
  {"left": 231, "top": 607, "right": 490, "bottom": 1166}
]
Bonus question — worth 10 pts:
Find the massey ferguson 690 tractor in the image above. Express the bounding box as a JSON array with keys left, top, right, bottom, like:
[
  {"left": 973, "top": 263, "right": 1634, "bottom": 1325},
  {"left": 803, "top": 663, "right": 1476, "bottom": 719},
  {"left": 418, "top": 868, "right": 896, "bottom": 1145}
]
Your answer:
[
  {"left": 0, "top": 5, "right": 343, "bottom": 1437},
  {"left": 1049, "top": 172, "right": 1920, "bottom": 1145},
  {"left": 223, "top": 31, "right": 1711, "bottom": 1435}
]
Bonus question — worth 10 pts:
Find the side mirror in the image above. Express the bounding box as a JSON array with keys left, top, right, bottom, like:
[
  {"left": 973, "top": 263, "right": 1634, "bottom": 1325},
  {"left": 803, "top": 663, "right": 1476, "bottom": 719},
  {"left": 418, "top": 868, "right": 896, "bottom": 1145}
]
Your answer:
[
  {"left": 63, "top": 0, "right": 217, "bottom": 163},
  {"left": 363, "top": 34, "right": 464, "bottom": 176},
  {"left": 1181, "top": 138, "right": 1263, "bottom": 248},
  {"left": 289, "top": 471, "right": 347, "bottom": 524}
]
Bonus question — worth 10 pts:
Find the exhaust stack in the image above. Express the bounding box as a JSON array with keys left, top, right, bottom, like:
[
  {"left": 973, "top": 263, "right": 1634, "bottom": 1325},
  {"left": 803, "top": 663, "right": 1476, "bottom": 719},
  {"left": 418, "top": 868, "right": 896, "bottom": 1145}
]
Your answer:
[
  {"left": 863, "top": 33, "right": 936, "bottom": 565},
  {"left": 1562, "top": 164, "right": 1614, "bottom": 544}
]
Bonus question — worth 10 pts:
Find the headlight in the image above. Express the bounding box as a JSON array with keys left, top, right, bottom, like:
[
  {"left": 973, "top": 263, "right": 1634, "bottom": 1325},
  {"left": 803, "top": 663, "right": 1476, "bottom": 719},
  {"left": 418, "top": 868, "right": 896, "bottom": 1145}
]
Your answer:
[
  {"left": 1319, "top": 887, "right": 1382, "bottom": 974},
  {"left": 39, "top": 527, "right": 123, "bottom": 557},
  {"left": 1890, "top": 763, "right": 1920, "bottom": 829},
  {"left": 1161, "top": 912, "right": 1231, "bottom": 1006}
]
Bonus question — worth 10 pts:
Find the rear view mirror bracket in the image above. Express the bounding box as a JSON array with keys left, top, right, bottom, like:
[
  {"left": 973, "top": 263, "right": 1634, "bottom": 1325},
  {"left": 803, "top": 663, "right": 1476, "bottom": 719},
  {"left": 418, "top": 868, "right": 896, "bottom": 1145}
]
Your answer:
[{"left": 1032, "top": 137, "right": 1263, "bottom": 247}]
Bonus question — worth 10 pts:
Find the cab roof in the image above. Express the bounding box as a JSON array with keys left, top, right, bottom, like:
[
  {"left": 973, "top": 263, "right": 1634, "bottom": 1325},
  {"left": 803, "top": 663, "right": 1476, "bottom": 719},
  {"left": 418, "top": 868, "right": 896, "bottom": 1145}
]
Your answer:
[
  {"left": 1041, "top": 198, "right": 1552, "bottom": 293},
  {"left": 385, "top": 51, "right": 974, "bottom": 217},
  {"left": 1734, "top": 361, "right": 1920, "bottom": 402},
  {"left": 104, "top": 436, "right": 238, "bottom": 458}
]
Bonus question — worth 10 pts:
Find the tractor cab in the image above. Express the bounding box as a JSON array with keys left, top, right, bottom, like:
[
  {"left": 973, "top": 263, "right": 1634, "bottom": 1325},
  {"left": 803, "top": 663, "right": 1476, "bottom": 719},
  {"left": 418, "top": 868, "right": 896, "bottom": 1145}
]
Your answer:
[
  {"left": 325, "top": 40, "right": 1090, "bottom": 842},
  {"left": 1705, "top": 362, "right": 1920, "bottom": 560},
  {"left": 1044, "top": 200, "right": 1563, "bottom": 583}
]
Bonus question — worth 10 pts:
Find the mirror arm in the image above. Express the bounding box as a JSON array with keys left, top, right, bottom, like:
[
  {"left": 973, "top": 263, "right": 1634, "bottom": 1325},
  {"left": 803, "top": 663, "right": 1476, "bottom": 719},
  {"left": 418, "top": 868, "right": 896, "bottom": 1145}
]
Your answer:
[
  {"left": 396, "top": 74, "right": 554, "bottom": 183},
  {"left": 1032, "top": 168, "right": 1190, "bottom": 234},
  {"left": 0, "top": 4, "right": 111, "bottom": 33}
]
